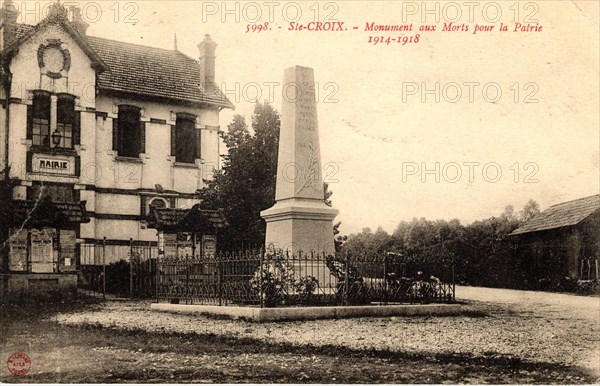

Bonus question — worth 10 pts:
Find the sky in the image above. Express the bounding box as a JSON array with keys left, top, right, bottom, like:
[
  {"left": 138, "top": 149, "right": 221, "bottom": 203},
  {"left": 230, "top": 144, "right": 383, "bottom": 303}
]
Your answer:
[{"left": 19, "top": 1, "right": 600, "bottom": 234}]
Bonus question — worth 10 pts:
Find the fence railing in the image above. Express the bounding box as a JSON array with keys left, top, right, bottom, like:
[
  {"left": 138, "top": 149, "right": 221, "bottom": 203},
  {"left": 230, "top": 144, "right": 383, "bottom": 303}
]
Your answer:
[
  {"left": 78, "top": 239, "right": 157, "bottom": 299},
  {"left": 157, "top": 250, "right": 455, "bottom": 307}
]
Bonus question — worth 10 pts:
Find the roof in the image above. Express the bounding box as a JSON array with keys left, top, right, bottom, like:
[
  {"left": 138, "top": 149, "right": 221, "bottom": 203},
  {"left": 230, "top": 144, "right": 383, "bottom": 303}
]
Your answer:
[
  {"left": 9, "top": 20, "right": 233, "bottom": 109},
  {"left": 510, "top": 194, "right": 600, "bottom": 236},
  {"left": 147, "top": 205, "right": 226, "bottom": 232},
  {"left": 11, "top": 196, "right": 90, "bottom": 227},
  {"left": 86, "top": 36, "right": 233, "bottom": 108}
]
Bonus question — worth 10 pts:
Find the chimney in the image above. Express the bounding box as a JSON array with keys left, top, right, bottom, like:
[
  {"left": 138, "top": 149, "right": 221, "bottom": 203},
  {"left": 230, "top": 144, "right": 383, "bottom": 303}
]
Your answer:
[
  {"left": 70, "top": 6, "right": 89, "bottom": 35},
  {"left": 1, "top": 0, "right": 19, "bottom": 48},
  {"left": 197, "top": 34, "right": 217, "bottom": 86}
]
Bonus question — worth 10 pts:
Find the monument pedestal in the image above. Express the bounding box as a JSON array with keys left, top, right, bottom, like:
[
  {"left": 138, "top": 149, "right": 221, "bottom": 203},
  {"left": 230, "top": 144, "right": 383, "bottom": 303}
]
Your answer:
[{"left": 261, "top": 198, "right": 339, "bottom": 255}]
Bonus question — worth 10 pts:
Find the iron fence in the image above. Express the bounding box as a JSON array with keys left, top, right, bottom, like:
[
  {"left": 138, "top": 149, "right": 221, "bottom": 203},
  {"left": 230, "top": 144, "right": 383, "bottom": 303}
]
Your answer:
[
  {"left": 78, "top": 239, "right": 157, "bottom": 299},
  {"left": 157, "top": 250, "right": 455, "bottom": 307}
]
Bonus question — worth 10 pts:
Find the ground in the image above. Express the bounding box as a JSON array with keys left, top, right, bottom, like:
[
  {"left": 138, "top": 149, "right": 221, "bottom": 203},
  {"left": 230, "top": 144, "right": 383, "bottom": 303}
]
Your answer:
[{"left": 0, "top": 286, "right": 598, "bottom": 383}]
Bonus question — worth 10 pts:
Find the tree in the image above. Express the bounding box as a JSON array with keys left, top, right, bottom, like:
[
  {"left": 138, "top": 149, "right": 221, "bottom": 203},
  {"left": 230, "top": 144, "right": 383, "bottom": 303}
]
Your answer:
[
  {"left": 340, "top": 226, "right": 393, "bottom": 259},
  {"left": 324, "top": 181, "right": 333, "bottom": 207},
  {"left": 519, "top": 199, "right": 541, "bottom": 222},
  {"left": 0, "top": 168, "right": 17, "bottom": 275},
  {"left": 197, "top": 103, "right": 342, "bottom": 252},
  {"left": 339, "top": 199, "right": 544, "bottom": 289},
  {"left": 197, "top": 102, "right": 280, "bottom": 250},
  {"left": 324, "top": 182, "right": 347, "bottom": 252}
]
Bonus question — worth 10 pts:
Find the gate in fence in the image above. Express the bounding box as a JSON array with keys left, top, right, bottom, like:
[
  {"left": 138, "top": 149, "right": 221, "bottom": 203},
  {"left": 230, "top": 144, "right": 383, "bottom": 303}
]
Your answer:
[
  {"left": 78, "top": 238, "right": 157, "bottom": 299},
  {"left": 156, "top": 249, "right": 455, "bottom": 307}
]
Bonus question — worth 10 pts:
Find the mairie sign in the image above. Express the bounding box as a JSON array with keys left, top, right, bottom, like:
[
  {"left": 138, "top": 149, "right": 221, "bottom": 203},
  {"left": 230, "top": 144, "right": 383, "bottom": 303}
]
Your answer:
[
  {"left": 40, "top": 159, "right": 68, "bottom": 170},
  {"left": 32, "top": 154, "right": 75, "bottom": 175}
]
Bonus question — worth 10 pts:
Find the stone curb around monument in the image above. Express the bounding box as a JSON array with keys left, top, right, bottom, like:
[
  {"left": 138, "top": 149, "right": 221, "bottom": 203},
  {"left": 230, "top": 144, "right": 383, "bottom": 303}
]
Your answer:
[{"left": 150, "top": 303, "right": 463, "bottom": 322}]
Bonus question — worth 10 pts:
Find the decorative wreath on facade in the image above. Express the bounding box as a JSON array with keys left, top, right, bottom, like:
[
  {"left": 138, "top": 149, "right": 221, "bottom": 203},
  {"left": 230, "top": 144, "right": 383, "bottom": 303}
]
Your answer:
[{"left": 37, "top": 39, "right": 71, "bottom": 79}]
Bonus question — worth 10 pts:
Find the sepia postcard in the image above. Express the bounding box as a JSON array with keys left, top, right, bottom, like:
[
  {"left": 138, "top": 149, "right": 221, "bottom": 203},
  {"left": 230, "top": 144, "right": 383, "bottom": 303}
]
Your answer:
[{"left": 0, "top": 0, "right": 598, "bottom": 384}]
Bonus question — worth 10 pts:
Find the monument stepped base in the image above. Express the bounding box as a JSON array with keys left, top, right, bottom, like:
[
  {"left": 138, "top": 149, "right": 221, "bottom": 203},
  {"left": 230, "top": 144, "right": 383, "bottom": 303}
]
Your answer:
[{"left": 150, "top": 303, "right": 462, "bottom": 322}]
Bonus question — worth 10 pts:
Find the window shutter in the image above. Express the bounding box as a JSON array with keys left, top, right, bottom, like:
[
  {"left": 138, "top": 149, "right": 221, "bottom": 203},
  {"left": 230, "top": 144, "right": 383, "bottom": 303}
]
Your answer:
[
  {"left": 170, "top": 125, "right": 177, "bottom": 157},
  {"left": 195, "top": 128, "right": 201, "bottom": 159},
  {"left": 73, "top": 111, "right": 81, "bottom": 145},
  {"left": 112, "top": 117, "right": 119, "bottom": 151},
  {"left": 140, "top": 122, "right": 146, "bottom": 154},
  {"left": 27, "top": 104, "right": 33, "bottom": 139}
]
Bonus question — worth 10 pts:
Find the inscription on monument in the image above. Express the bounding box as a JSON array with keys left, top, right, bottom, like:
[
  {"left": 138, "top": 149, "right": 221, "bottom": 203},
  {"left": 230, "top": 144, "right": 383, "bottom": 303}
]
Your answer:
[{"left": 290, "top": 68, "right": 321, "bottom": 196}]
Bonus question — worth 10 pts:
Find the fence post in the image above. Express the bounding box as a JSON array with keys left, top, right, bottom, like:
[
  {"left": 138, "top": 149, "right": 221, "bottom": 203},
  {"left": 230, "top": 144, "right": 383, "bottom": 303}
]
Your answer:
[
  {"left": 218, "top": 258, "right": 222, "bottom": 306},
  {"left": 259, "top": 247, "right": 264, "bottom": 308},
  {"left": 344, "top": 251, "right": 350, "bottom": 306},
  {"left": 452, "top": 258, "right": 456, "bottom": 303},
  {"left": 186, "top": 255, "right": 191, "bottom": 305},
  {"left": 156, "top": 246, "right": 160, "bottom": 304},
  {"left": 383, "top": 252, "right": 388, "bottom": 305},
  {"left": 129, "top": 238, "right": 134, "bottom": 298},
  {"left": 102, "top": 237, "right": 106, "bottom": 300}
]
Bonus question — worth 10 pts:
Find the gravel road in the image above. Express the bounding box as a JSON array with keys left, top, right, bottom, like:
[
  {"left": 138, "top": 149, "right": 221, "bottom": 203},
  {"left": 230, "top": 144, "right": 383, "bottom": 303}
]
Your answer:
[
  {"left": 457, "top": 285, "right": 600, "bottom": 321},
  {"left": 52, "top": 287, "right": 600, "bottom": 379}
]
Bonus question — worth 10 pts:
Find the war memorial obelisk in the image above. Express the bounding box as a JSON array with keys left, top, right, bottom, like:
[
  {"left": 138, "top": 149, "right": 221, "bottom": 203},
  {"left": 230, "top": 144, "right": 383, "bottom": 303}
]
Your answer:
[{"left": 261, "top": 66, "right": 339, "bottom": 255}]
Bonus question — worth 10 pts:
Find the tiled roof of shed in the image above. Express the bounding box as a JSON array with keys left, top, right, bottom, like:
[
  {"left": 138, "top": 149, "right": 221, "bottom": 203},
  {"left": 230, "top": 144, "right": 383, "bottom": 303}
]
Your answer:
[
  {"left": 11, "top": 197, "right": 90, "bottom": 226},
  {"left": 147, "top": 205, "right": 226, "bottom": 231},
  {"left": 510, "top": 194, "right": 600, "bottom": 235},
  {"left": 11, "top": 23, "right": 233, "bottom": 109}
]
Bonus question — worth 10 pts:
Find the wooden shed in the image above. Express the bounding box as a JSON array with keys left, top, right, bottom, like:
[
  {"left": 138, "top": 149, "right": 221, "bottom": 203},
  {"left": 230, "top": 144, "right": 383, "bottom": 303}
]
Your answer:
[{"left": 510, "top": 195, "right": 599, "bottom": 286}]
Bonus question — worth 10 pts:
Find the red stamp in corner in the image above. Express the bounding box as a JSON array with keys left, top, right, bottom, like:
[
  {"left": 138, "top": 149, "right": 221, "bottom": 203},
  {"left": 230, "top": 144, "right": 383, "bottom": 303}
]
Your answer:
[{"left": 7, "top": 353, "right": 31, "bottom": 376}]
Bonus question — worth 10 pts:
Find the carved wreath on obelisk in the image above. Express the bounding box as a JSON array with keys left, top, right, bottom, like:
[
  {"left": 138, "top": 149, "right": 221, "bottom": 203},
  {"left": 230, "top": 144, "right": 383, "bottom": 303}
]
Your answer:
[{"left": 296, "top": 141, "right": 320, "bottom": 195}]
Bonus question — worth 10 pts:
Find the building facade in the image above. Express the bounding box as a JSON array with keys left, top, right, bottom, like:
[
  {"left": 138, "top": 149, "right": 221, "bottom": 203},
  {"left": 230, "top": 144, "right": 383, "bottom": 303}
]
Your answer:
[{"left": 0, "top": 1, "right": 232, "bottom": 295}]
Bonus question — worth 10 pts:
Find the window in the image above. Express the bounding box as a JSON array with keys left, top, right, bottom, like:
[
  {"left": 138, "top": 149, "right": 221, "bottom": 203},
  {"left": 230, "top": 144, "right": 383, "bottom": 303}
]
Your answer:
[
  {"left": 172, "top": 114, "right": 200, "bottom": 164},
  {"left": 143, "top": 196, "right": 175, "bottom": 216},
  {"left": 57, "top": 97, "right": 76, "bottom": 148},
  {"left": 114, "top": 105, "right": 145, "bottom": 158},
  {"left": 31, "top": 93, "right": 51, "bottom": 147},
  {"left": 149, "top": 198, "right": 167, "bottom": 210},
  {"left": 147, "top": 198, "right": 167, "bottom": 216},
  {"left": 28, "top": 91, "right": 80, "bottom": 149}
]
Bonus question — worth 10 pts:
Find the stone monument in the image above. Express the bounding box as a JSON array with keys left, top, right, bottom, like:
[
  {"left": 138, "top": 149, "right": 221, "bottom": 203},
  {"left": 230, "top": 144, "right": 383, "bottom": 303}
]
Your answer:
[{"left": 260, "top": 66, "right": 339, "bottom": 255}]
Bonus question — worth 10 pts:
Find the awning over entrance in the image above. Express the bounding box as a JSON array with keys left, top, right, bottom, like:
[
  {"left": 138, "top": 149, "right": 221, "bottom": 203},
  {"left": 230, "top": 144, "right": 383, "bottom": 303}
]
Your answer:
[
  {"left": 147, "top": 205, "right": 226, "bottom": 233},
  {"left": 10, "top": 196, "right": 90, "bottom": 228}
]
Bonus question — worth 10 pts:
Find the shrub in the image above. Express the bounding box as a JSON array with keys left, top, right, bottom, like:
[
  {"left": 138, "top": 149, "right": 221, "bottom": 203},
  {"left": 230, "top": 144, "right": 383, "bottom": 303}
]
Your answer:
[
  {"left": 537, "top": 276, "right": 599, "bottom": 295},
  {"left": 249, "top": 251, "right": 296, "bottom": 307},
  {"left": 575, "top": 280, "right": 599, "bottom": 294},
  {"left": 294, "top": 276, "right": 319, "bottom": 298}
]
